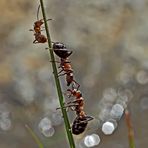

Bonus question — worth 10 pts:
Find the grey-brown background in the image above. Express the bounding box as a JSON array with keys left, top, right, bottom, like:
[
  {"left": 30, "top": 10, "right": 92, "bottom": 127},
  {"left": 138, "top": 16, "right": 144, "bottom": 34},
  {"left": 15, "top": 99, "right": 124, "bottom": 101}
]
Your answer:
[{"left": 0, "top": 0, "right": 148, "bottom": 148}]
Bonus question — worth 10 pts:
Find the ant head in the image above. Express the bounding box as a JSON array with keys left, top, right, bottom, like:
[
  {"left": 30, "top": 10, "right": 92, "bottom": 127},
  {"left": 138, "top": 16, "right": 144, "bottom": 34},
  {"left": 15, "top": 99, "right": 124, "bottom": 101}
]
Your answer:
[
  {"left": 52, "top": 42, "right": 66, "bottom": 49},
  {"left": 34, "top": 20, "right": 44, "bottom": 26},
  {"left": 52, "top": 42, "right": 73, "bottom": 58}
]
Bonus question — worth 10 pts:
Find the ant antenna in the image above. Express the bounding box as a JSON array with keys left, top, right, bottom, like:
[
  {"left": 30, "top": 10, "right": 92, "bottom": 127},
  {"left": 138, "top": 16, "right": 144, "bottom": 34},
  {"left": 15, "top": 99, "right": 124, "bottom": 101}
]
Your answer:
[
  {"left": 37, "top": 5, "right": 52, "bottom": 21},
  {"left": 37, "top": 4, "right": 40, "bottom": 20}
]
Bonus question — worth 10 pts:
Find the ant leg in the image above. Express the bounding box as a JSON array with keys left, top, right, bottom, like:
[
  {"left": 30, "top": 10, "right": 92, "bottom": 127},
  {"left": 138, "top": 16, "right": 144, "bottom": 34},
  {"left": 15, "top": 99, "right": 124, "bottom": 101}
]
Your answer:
[
  {"left": 46, "top": 18, "right": 53, "bottom": 22},
  {"left": 29, "top": 29, "right": 34, "bottom": 31},
  {"left": 69, "top": 128, "right": 72, "bottom": 132},
  {"left": 72, "top": 80, "right": 80, "bottom": 90},
  {"left": 58, "top": 65, "right": 62, "bottom": 68},
  {"left": 33, "top": 39, "right": 38, "bottom": 44},
  {"left": 78, "top": 116, "right": 94, "bottom": 124},
  {"left": 40, "top": 18, "right": 53, "bottom": 23},
  {"left": 58, "top": 73, "right": 67, "bottom": 77},
  {"left": 57, "top": 69, "right": 64, "bottom": 74},
  {"left": 63, "top": 90, "right": 71, "bottom": 98},
  {"left": 64, "top": 61, "right": 71, "bottom": 64},
  {"left": 85, "top": 116, "right": 94, "bottom": 121},
  {"left": 56, "top": 104, "right": 77, "bottom": 110},
  {"left": 56, "top": 106, "right": 69, "bottom": 112},
  {"left": 58, "top": 69, "right": 67, "bottom": 76}
]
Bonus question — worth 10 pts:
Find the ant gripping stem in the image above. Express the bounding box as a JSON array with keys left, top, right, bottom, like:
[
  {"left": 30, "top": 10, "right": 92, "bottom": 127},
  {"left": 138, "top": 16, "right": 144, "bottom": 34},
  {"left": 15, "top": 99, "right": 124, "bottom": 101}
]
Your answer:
[
  {"left": 33, "top": 4, "right": 52, "bottom": 34},
  {"left": 57, "top": 89, "right": 85, "bottom": 117},
  {"left": 56, "top": 88, "right": 94, "bottom": 135},
  {"left": 57, "top": 58, "right": 80, "bottom": 90},
  {"left": 66, "top": 88, "right": 94, "bottom": 127},
  {"left": 51, "top": 42, "right": 80, "bottom": 89},
  {"left": 30, "top": 5, "right": 52, "bottom": 44},
  {"left": 33, "top": 33, "right": 47, "bottom": 44}
]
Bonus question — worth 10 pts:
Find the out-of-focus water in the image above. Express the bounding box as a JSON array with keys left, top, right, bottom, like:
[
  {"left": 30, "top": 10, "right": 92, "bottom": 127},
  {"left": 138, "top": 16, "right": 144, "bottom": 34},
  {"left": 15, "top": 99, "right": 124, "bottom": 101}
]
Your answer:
[{"left": 0, "top": 0, "right": 148, "bottom": 147}]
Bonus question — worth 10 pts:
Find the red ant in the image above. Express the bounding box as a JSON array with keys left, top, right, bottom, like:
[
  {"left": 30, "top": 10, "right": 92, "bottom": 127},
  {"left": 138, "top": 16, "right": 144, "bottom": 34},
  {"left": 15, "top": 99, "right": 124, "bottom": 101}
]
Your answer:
[
  {"left": 30, "top": 5, "right": 52, "bottom": 44},
  {"left": 52, "top": 42, "right": 80, "bottom": 89},
  {"left": 33, "top": 32, "right": 47, "bottom": 44},
  {"left": 57, "top": 88, "right": 93, "bottom": 135},
  {"left": 58, "top": 58, "right": 80, "bottom": 89},
  {"left": 63, "top": 89, "right": 86, "bottom": 117},
  {"left": 67, "top": 89, "right": 93, "bottom": 134}
]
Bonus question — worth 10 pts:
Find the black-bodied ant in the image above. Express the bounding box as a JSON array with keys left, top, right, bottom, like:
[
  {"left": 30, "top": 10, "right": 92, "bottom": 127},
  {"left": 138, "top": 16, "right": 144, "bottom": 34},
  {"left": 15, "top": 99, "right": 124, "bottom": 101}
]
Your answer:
[
  {"left": 72, "top": 115, "right": 94, "bottom": 135},
  {"left": 52, "top": 42, "right": 80, "bottom": 89},
  {"left": 57, "top": 88, "right": 93, "bottom": 135},
  {"left": 52, "top": 42, "right": 73, "bottom": 59}
]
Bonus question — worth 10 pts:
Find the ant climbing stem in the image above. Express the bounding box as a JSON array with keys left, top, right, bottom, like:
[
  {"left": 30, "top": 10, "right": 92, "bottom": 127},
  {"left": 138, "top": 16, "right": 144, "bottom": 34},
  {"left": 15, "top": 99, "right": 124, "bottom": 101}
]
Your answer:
[
  {"left": 29, "top": 4, "right": 52, "bottom": 44},
  {"left": 57, "top": 88, "right": 94, "bottom": 135},
  {"left": 50, "top": 42, "right": 80, "bottom": 90},
  {"left": 52, "top": 42, "right": 73, "bottom": 59}
]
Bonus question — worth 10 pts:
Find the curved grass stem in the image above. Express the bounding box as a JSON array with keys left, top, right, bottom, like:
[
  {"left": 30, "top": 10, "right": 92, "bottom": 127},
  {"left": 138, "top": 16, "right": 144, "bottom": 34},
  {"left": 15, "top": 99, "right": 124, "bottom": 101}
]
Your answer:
[
  {"left": 39, "top": 0, "right": 75, "bottom": 147},
  {"left": 25, "top": 124, "right": 44, "bottom": 148}
]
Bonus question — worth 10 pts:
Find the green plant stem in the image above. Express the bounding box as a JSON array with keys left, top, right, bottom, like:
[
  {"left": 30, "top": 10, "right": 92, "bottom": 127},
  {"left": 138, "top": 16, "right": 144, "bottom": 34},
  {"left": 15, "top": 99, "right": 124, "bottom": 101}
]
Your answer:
[
  {"left": 39, "top": 0, "right": 75, "bottom": 147},
  {"left": 25, "top": 124, "right": 44, "bottom": 148}
]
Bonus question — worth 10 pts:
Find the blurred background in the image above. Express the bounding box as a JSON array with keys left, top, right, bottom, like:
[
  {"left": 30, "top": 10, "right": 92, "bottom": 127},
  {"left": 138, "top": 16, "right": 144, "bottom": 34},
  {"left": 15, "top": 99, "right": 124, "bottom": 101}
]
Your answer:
[{"left": 0, "top": 0, "right": 148, "bottom": 147}]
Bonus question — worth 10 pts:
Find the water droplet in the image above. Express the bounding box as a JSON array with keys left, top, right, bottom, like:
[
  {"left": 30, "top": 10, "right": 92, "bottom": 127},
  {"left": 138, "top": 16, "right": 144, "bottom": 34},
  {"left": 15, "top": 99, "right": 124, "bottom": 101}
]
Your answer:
[
  {"left": 116, "top": 99, "right": 127, "bottom": 109},
  {"left": 98, "top": 108, "right": 111, "bottom": 122},
  {"left": 0, "top": 111, "right": 10, "bottom": 119},
  {"left": 140, "top": 97, "right": 148, "bottom": 110},
  {"left": 0, "top": 118, "right": 12, "bottom": 131},
  {"left": 51, "top": 112, "right": 63, "bottom": 126},
  {"left": 136, "top": 70, "right": 148, "bottom": 85},
  {"left": 84, "top": 134, "right": 100, "bottom": 147},
  {"left": 38, "top": 117, "right": 52, "bottom": 129},
  {"left": 38, "top": 117, "right": 55, "bottom": 137},
  {"left": 110, "top": 104, "right": 124, "bottom": 120},
  {"left": 117, "top": 88, "right": 133, "bottom": 102},
  {"left": 118, "top": 71, "right": 132, "bottom": 84},
  {"left": 103, "top": 88, "right": 117, "bottom": 101},
  {"left": 102, "top": 121, "right": 115, "bottom": 135},
  {"left": 41, "top": 126, "right": 55, "bottom": 137}
]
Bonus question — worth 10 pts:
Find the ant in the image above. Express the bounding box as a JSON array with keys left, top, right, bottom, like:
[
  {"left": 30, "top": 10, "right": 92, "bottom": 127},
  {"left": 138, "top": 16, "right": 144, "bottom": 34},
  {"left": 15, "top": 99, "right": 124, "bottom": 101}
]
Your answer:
[
  {"left": 52, "top": 42, "right": 80, "bottom": 89},
  {"left": 30, "top": 5, "right": 52, "bottom": 44},
  {"left": 57, "top": 88, "right": 93, "bottom": 135},
  {"left": 67, "top": 89, "right": 93, "bottom": 135},
  {"left": 52, "top": 42, "right": 73, "bottom": 59},
  {"left": 33, "top": 32, "right": 47, "bottom": 44},
  {"left": 72, "top": 115, "right": 94, "bottom": 135},
  {"left": 63, "top": 89, "right": 86, "bottom": 117}
]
